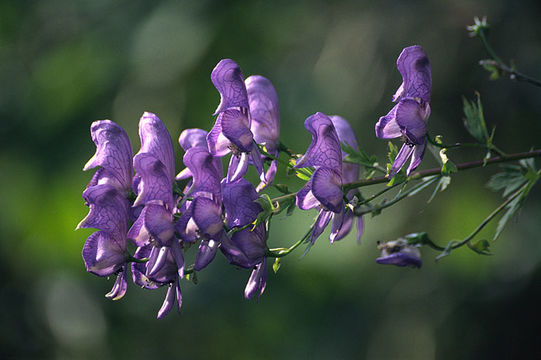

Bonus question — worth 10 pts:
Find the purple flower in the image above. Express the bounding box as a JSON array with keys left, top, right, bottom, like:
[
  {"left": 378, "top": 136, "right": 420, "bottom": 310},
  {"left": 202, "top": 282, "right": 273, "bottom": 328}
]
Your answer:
[
  {"left": 207, "top": 59, "right": 281, "bottom": 187},
  {"left": 176, "top": 128, "right": 222, "bottom": 182},
  {"left": 376, "top": 239, "right": 422, "bottom": 268},
  {"left": 77, "top": 184, "right": 130, "bottom": 300},
  {"left": 83, "top": 120, "right": 133, "bottom": 195},
  {"left": 295, "top": 112, "right": 347, "bottom": 243},
  {"left": 220, "top": 178, "right": 268, "bottom": 300},
  {"left": 375, "top": 45, "right": 432, "bottom": 178}
]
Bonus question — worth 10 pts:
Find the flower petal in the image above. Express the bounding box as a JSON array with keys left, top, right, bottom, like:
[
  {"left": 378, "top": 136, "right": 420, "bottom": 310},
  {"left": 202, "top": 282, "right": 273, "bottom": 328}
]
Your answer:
[
  {"left": 330, "top": 115, "right": 360, "bottom": 184},
  {"left": 310, "top": 210, "right": 332, "bottom": 244},
  {"left": 143, "top": 203, "right": 175, "bottom": 247},
  {"left": 82, "top": 231, "right": 126, "bottom": 276},
  {"left": 222, "top": 178, "right": 262, "bottom": 228},
  {"left": 178, "top": 128, "right": 208, "bottom": 151},
  {"left": 407, "top": 141, "right": 427, "bottom": 176},
  {"left": 84, "top": 120, "right": 133, "bottom": 193},
  {"left": 395, "top": 99, "right": 427, "bottom": 145},
  {"left": 132, "top": 153, "right": 174, "bottom": 210},
  {"left": 295, "top": 112, "right": 342, "bottom": 170},
  {"left": 244, "top": 258, "right": 267, "bottom": 300},
  {"left": 356, "top": 216, "right": 364, "bottom": 244},
  {"left": 78, "top": 184, "right": 129, "bottom": 236},
  {"left": 157, "top": 284, "right": 176, "bottom": 319},
  {"left": 220, "top": 224, "right": 267, "bottom": 269},
  {"left": 220, "top": 109, "right": 253, "bottom": 153},
  {"left": 312, "top": 167, "right": 344, "bottom": 213},
  {"left": 105, "top": 267, "right": 128, "bottom": 300},
  {"left": 211, "top": 59, "right": 249, "bottom": 114},
  {"left": 375, "top": 104, "right": 402, "bottom": 139},
  {"left": 207, "top": 115, "right": 232, "bottom": 157},
  {"left": 137, "top": 112, "right": 176, "bottom": 182},
  {"left": 330, "top": 208, "right": 353, "bottom": 243},
  {"left": 246, "top": 75, "right": 280, "bottom": 150},
  {"left": 192, "top": 197, "right": 223, "bottom": 237},
  {"left": 389, "top": 143, "right": 415, "bottom": 178},
  {"left": 226, "top": 152, "right": 250, "bottom": 183},
  {"left": 395, "top": 45, "right": 431, "bottom": 103},
  {"left": 194, "top": 239, "right": 219, "bottom": 271},
  {"left": 295, "top": 178, "right": 320, "bottom": 210}
]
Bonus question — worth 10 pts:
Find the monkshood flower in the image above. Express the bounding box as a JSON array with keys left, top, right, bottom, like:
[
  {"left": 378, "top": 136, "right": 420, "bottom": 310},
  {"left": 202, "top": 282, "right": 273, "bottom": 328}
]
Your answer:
[
  {"left": 207, "top": 59, "right": 281, "bottom": 186},
  {"left": 295, "top": 112, "right": 347, "bottom": 243},
  {"left": 176, "top": 128, "right": 222, "bottom": 185},
  {"left": 220, "top": 178, "right": 267, "bottom": 300},
  {"left": 83, "top": 120, "right": 133, "bottom": 195},
  {"left": 376, "top": 239, "right": 422, "bottom": 268},
  {"left": 77, "top": 184, "right": 131, "bottom": 300},
  {"left": 246, "top": 75, "right": 281, "bottom": 191},
  {"left": 175, "top": 146, "right": 225, "bottom": 271},
  {"left": 375, "top": 45, "right": 432, "bottom": 178},
  {"left": 329, "top": 115, "right": 364, "bottom": 243}
]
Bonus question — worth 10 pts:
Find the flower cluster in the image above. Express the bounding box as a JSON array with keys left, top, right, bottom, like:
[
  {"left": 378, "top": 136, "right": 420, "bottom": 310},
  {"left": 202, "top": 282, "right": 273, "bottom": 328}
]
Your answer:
[{"left": 80, "top": 48, "right": 431, "bottom": 317}]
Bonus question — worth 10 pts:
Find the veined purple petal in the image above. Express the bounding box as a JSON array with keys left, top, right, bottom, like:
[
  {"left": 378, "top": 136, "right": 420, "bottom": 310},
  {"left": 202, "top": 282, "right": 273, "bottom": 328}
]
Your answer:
[
  {"left": 207, "top": 116, "right": 231, "bottom": 157},
  {"left": 246, "top": 75, "right": 280, "bottom": 150},
  {"left": 395, "top": 45, "right": 431, "bottom": 103},
  {"left": 183, "top": 147, "right": 222, "bottom": 197},
  {"left": 244, "top": 258, "right": 267, "bottom": 300},
  {"left": 78, "top": 184, "right": 129, "bottom": 236},
  {"left": 211, "top": 59, "right": 249, "bottom": 115},
  {"left": 311, "top": 167, "right": 344, "bottom": 213},
  {"left": 194, "top": 239, "right": 219, "bottom": 271},
  {"left": 407, "top": 141, "right": 427, "bottom": 176},
  {"left": 127, "top": 209, "right": 150, "bottom": 247},
  {"left": 132, "top": 153, "right": 174, "bottom": 210},
  {"left": 375, "top": 104, "right": 402, "bottom": 139},
  {"left": 143, "top": 203, "right": 175, "bottom": 247},
  {"left": 295, "top": 112, "right": 342, "bottom": 170},
  {"left": 105, "top": 267, "right": 128, "bottom": 300},
  {"left": 192, "top": 197, "right": 223, "bottom": 237},
  {"left": 296, "top": 178, "right": 320, "bottom": 211},
  {"left": 137, "top": 112, "right": 176, "bottom": 182},
  {"left": 226, "top": 152, "right": 249, "bottom": 183},
  {"left": 330, "top": 208, "right": 352, "bottom": 243},
  {"left": 220, "top": 224, "right": 267, "bottom": 269},
  {"left": 82, "top": 231, "right": 127, "bottom": 276},
  {"left": 178, "top": 128, "right": 208, "bottom": 151},
  {"left": 220, "top": 109, "right": 253, "bottom": 153},
  {"left": 222, "top": 178, "right": 262, "bottom": 228},
  {"left": 310, "top": 210, "right": 332, "bottom": 244},
  {"left": 395, "top": 99, "right": 427, "bottom": 145},
  {"left": 389, "top": 143, "right": 415, "bottom": 178},
  {"left": 174, "top": 205, "right": 199, "bottom": 243},
  {"left": 330, "top": 115, "right": 360, "bottom": 184},
  {"left": 84, "top": 120, "right": 133, "bottom": 194}
]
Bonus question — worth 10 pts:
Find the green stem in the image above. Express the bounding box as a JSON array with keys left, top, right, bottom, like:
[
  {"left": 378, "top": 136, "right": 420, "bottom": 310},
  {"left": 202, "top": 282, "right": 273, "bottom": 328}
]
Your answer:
[{"left": 266, "top": 221, "right": 314, "bottom": 257}]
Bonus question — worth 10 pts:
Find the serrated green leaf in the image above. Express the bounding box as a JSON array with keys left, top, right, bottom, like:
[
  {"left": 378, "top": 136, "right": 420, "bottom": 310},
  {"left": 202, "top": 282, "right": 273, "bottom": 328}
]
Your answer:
[
  {"left": 272, "top": 258, "right": 281, "bottom": 273},
  {"left": 494, "top": 195, "right": 522, "bottom": 241},
  {"left": 463, "top": 92, "right": 489, "bottom": 143}
]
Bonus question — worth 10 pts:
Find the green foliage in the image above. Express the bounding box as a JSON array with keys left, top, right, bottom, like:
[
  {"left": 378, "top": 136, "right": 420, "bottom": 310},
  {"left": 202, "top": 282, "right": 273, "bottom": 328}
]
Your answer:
[
  {"left": 469, "top": 239, "right": 491, "bottom": 255},
  {"left": 462, "top": 92, "right": 490, "bottom": 144},
  {"left": 272, "top": 258, "right": 281, "bottom": 273}
]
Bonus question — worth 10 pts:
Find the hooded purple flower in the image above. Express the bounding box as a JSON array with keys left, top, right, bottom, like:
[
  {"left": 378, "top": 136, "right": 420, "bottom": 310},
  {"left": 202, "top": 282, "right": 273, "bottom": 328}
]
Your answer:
[
  {"left": 295, "top": 112, "right": 348, "bottom": 243},
  {"left": 80, "top": 119, "right": 134, "bottom": 300},
  {"left": 207, "top": 59, "right": 280, "bottom": 187},
  {"left": 220, "top": 178, "right": 267, "bottom": 300},
  {"left": 329, "top": 115, "right": 364, "bottom": 243},
  {"left": 375, "top": 45, "right": 432, "bottom": 178},
  {"left": 175, "top": 146, "right": 225, "bottom": 271},
  {"left": 376, "top": 239, "right": 422, "bottom": 268},
  {"left": 176, "top": 128, "right": 223, "bottom": 183},
  {"left": 78, "top": 184, "right": 130, "bottom": 300},
  {"left": 127, "top": 112, "right": 185, "bottom": 317},
  {"left": 83, "top": 120, "right": 133, "bottom": 195}
]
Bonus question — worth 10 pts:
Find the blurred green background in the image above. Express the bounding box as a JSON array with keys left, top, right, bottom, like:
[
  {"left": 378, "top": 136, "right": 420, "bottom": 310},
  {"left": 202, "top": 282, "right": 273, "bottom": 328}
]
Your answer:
[{"left": 1, "top": 0, "right": 540, "bottom": 359}]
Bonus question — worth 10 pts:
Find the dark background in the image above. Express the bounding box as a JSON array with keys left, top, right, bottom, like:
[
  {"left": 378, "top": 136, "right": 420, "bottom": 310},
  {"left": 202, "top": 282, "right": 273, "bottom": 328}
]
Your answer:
[{"left": 1, "top": 0, "right": 540, "bottom": 359}]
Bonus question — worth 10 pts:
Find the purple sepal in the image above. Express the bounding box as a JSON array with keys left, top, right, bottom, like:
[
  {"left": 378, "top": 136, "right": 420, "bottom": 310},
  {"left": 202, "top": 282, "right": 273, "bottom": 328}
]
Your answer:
[
  {"left": 178, "top": 128, "right": 209, "bottom": 151},
  {"left": 142, "top": 202, "right": 175, "bottom": 247},
  {"left": 295, "top": 112, "right": 341, "bottom": 170},
  {"left": 227, "top": 152, "right": 250, "bottom": 183},
  {"left": 246, "top": 75, "right": 280, "bottom": 151},
  {"left": 211, "top": 59, "right": 249, "bottom": 115},
  {"left": 407, "top": 140, "right": 427, "bottom": 175},
  {"left": 137, "top": 112, "right": 175, "bottom": 182},
  {"left": 157, "top": 283, "right": 176, "bottom": 319},
  {"left": 311, "top": 167, "right": 344, "bottom": 213},
  {"left": 131, "top": 245, "right": 160, "bottom": 289},
  {"left": 257, "top": 158, "right": 278, "bottom": 192},
  {"left": 78, "top": 184, "right": 129, "bottom": 236},
  {"left": 222, "top": 178, "right": 262, "bottom": 228},
  {"left": 395, "top": 99, "right": 428, "bottom": 144},
  {"left": 207, "top": 116, "right": 231, "bottom": 157},
  {"left": 192, "top": 197, "right": 223, "bottom": 237},
  {"left": 394, "top": 45, "right": 432, "bottom": 103},
  {"left": 310, "top": 210, "right": 332, "bottom": 244},
  {"left": 174, "top": 205, "right": 199, "bottom": 243},
  {"left": 390, "top": 143, "right": 415, "bottom": 178},
  {"left": 220, "top": 109, "right": 253, "bottom": 153},
  {"left": 132, "top": 153, "right": 174, "bottom": 210},
  {"left": 146, "top": 246, "right": 169, "bottom": 277},
  {"left": 127, "top": 209, "right": 149, "bottom": 247},
  {"left": 220, "top": 224, "right": 267, "bottom": 269},
  {"left": 194, "top": 239, "right": 219, "bottom": 271},
  {"left": 375, "top": 105, "right": 402, "bottom": 139},
  {"left": 84, "top": 120, "right": 133, "bottom": 194},
  {"left": 183, "top": 147, "right": 222, "bottom": 198},
  {"left": 329, "top": 208, "right": 346, "bottom": 243},
  {"left": 376, "top": 252, "right": 422, "bottom": 268},
  {"left": 244, "top": 258, "right": 267, "bottom": 301},
  {"left": 330, "top": 115, "right": 360, "bottom": 184},
  {"left": 296, "top": 178, "right": 320, "bottom": 211},
  {"left": 105, "top": 267, "right": 128, "bottom": 300},
  {"left": 82, "top": 231, "right": 127, "bottom": 276}
]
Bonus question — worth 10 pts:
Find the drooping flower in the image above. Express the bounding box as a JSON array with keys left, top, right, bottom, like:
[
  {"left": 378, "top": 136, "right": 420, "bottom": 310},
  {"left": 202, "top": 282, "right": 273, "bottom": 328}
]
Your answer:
[
  {"left": 295, "top": 112, "right": 347, "bottom": 243},
  {"left": 376, "top": 239, "right": 422, "bottom": 268},
  {"left": 375, "top": 45, "right": 432, "bottom": 178},
  {"left": 220, "top": 178, "right": 268, "bottom": 299},
  {"left": 207, "top": 59, "right": 281, "bottom": 187}
]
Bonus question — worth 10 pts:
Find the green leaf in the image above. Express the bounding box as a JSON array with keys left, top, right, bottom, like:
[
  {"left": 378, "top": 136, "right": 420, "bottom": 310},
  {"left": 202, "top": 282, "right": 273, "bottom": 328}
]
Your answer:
[
  {"left": 487, "top": 167, "right": 527, "bottom": 197},
  {"left": 273, "top": 184, "right": 290, "bottom": 194},
  {"left": 286, "top": 201, "right": 296, "bottom": 216},
  {"left": 462, "top": 92, "right": 489, "bottom": 144},
  {"left": 387, "top": 141, "right": 399, "bottom": 163},
  {"left": 439, "top": 148, "right": 458, "bottom": 176},
  {"left": 427, "top": 176, "right": 451, "bottom": 203},
  {"left": 272, "top": 258, "right": 281, "bottom": 273},
  {"left": 494, "top": 195, "right": 522, "bottom": 241}
]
